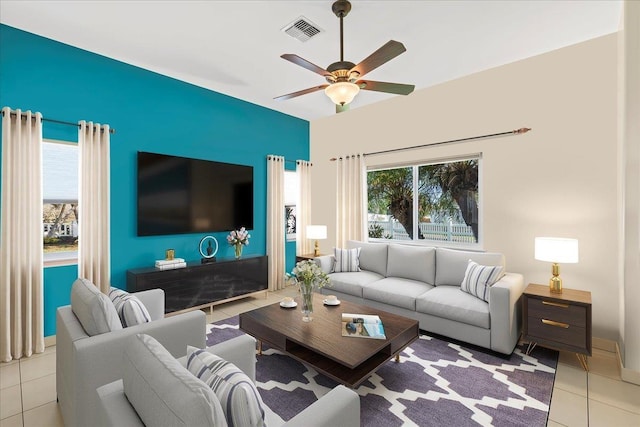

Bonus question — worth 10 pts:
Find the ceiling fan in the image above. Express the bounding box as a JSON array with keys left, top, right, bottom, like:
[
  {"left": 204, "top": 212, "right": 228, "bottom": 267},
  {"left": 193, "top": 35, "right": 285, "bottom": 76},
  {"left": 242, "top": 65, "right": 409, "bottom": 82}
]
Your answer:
[{"left": 274, "top": 0, "right": 415, "bottom": 110}]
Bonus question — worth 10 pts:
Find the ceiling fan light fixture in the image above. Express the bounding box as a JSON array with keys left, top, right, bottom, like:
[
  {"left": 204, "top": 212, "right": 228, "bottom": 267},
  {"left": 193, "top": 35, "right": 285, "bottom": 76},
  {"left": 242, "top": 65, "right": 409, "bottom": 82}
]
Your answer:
[{"left": 325, "top": 81, "right": 360, "bottom": 106}]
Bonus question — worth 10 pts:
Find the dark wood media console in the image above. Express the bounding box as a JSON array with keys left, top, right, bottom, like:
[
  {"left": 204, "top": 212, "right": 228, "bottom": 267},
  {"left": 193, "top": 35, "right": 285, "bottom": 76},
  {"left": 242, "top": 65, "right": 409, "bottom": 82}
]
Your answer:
[{"left": 126, "top": 255, "right": 268, "bottom": 314}]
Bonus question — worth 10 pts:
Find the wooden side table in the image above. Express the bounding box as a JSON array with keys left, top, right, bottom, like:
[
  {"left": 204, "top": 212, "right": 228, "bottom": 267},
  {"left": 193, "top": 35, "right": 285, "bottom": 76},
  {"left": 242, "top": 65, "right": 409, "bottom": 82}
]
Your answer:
[
  {"left": 295, "top": 253, "right": 325, "bottom": 263},
  {"left": 522, "top": 283, "right": 592, "bottom": 370}
]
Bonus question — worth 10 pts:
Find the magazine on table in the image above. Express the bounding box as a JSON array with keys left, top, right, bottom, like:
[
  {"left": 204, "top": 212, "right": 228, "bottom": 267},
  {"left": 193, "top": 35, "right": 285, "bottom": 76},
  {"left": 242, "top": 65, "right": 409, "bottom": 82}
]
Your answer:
[{"left": 341, "top": 313, "right": 386, "bottom": 339}]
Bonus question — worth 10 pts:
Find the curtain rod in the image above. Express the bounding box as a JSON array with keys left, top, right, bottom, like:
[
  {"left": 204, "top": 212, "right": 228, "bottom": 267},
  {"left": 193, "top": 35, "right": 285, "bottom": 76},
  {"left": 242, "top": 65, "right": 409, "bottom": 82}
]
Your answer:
[
  {"left": 2, "top": 110, "right": 116, "bottom": 134},
  {"left": 266, "top": 155, "right": 312, "bottom": 166},
  {"left": 329, "top": 127, "right": 531, "bottom": 161}
]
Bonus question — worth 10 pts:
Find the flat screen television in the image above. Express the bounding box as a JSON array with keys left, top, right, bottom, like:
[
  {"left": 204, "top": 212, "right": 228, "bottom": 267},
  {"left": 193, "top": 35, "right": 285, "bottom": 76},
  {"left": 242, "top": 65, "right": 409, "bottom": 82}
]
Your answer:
[{"left": 137, "top": 152, "right": 253, "bottom": 236}]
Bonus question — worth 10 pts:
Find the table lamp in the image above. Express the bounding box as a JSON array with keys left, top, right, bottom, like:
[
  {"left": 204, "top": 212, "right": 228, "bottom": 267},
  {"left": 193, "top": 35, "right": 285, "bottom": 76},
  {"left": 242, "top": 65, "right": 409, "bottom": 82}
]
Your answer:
[
  {"left": 306, "top": 225, "right": 327, "bottom": 257},
  {"left": 534, "top": 237, "right": 579, "bottom": 293}
]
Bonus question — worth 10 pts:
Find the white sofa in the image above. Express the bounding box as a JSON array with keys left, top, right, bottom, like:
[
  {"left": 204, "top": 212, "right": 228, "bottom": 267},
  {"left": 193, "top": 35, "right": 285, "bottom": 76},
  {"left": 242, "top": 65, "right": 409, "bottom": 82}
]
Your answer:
[
  {"left": 316, "top": 240, "right": 525, "bottom": 354},
  {"left": 56, "top": 287, "right": 207, "bottom": 427},
  {"left": 96, "top": 333, "right": 361, "bottom": 427}
]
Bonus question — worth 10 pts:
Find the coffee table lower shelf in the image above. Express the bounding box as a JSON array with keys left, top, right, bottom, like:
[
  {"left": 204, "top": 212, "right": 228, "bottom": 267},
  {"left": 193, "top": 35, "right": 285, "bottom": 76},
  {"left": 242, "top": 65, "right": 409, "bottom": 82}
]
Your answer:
[{"left": 284, "top": 339, "right": 402, "bottom": 388}]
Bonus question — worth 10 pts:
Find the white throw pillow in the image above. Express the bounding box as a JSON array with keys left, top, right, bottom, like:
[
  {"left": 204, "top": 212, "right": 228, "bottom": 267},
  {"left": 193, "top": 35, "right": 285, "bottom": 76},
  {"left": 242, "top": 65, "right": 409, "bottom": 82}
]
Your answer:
[
  {"left": 123, "top": 334, "right": 227, "bottom": 427},
  {"left": 109, "top": 287, "right": 151, "bottom": 327},
  {"left": 187, "top": 346, "right": 266, "bottom": 427},
  {"left": 460, "top": 260, "right": 504, "bottom": 302},
  {"left": 71, "top": 278, "right": 122, "bottom": 336},
  {"left": 333, "top": 247, "right": 361, "bottom": 273}
]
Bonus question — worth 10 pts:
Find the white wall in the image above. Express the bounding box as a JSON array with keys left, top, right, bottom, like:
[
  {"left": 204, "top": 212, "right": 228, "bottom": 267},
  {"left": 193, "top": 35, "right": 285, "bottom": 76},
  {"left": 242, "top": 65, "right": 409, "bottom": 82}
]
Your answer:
[
  {"left": 621, "top": 0, "right": 640, "bottom": 375},
  {"left": 310, "top": 34, "right": 620, "bottom": 341}
]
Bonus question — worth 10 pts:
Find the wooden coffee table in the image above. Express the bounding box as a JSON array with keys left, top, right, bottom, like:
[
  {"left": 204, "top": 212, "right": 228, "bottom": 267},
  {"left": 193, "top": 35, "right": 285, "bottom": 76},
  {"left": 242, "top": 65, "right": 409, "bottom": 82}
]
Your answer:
[{"left": 239, "top": 293, "right": 419, "bottom": 388}]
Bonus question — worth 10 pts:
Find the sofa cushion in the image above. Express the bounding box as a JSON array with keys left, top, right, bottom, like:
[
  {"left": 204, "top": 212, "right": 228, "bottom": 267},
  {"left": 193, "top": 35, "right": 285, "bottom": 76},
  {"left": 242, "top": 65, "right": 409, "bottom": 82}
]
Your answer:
[
  {"left": 435, "top": 248, "right": 505, "bottom": 286},
  {"left": 71, "top": 278, "right": 122, "bottom": 336},
  {"left": 460, "top": 260, "right": 504, "bottom": 302},
  {"left": 386, "top": 244, "right": 436, "bottom": 284},
  {"left": 123, "top": 334, "right": 227, "bottom": 427},
  {"left": 363, "top": 277, "right": 434, "bottom": 311},
  {"left": 416, "top": 285, "right": 490, "bottom": 329},
  {"left": 187, "top": 346, "right": 266, "bottom": 427},
  {"left": 109, "top": 287, "right": 151, "bottom": 327},
  {"left": 348, "top": 240, "right": 388, "bottom": 277},
  {"left": 328, "top": 271, "right": 384, "bottom": 297},
  {"left": 333, "top": 247, "right": 361, "bottom": 273}
]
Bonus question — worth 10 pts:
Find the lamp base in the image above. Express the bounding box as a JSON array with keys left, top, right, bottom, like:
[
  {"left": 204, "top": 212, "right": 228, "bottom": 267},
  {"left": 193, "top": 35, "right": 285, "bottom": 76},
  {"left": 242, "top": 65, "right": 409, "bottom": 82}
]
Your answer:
[
  {"left": 549, "top": 276, "right": 563, "bottom": 293},
  {"left": 313, "top": 240, "right": 320, "bottom": 257}
]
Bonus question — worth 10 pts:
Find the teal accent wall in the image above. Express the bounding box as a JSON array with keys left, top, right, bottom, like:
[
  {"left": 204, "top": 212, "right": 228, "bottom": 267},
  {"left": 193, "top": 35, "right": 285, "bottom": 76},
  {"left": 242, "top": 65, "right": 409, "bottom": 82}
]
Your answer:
[
  {"left": 0, "top": 25, "right": 309, "bottom": 336},
  {"left": 43, "top": 265, "right": 76, "bottom": 336}
]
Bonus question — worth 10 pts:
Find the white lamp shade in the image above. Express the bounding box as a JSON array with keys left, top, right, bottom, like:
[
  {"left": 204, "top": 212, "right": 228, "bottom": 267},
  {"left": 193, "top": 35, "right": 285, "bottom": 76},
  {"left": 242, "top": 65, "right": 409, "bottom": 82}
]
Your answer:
[
  {"left": 535, "top": 237, "right": 579, "bottom": 263},
  {"left": 306, "top": 225, "right": 327, "bottom": 240},
  {"left": 324, "top": 82, "right": 360, "bottom": 106}
]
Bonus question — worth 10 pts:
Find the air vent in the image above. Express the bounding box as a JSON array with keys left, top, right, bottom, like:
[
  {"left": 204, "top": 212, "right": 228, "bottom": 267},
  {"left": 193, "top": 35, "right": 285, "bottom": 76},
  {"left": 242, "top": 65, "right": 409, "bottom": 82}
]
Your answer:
[{"left": 282, "top": 16, "right": 323, "bottom": 42}]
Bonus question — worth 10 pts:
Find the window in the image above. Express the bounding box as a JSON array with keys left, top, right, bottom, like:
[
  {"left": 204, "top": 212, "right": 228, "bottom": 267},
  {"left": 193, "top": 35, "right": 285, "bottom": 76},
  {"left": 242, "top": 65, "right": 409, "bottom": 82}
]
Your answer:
[
  {"left": 43, "top": 140, "right": 79, "bottom": 265},
  {"left": 284, "top": 170, "right": 298, "bottom": 241},
  {"left": 367, "top": 156, "right": 480, "bottom": 246}
]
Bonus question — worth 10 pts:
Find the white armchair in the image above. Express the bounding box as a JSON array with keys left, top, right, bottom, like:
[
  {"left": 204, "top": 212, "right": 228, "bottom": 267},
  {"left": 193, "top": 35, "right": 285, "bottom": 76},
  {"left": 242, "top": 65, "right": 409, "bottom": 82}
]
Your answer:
[
  {"left": 96, "top": 334, "right": 361, "bottom": 427},
  {"left": 56, "top": 288, "right": 206, "bottom": 427}
]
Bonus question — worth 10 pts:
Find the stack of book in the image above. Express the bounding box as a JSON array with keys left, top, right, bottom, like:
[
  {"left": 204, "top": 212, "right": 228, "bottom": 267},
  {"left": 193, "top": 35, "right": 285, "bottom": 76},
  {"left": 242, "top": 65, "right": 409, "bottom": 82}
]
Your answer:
[
  {"left": 341, "top": 313, "right": 386, "bottom": 339},
  {"left": 155, "top": 258, "right": 187, "bottom": 270}
]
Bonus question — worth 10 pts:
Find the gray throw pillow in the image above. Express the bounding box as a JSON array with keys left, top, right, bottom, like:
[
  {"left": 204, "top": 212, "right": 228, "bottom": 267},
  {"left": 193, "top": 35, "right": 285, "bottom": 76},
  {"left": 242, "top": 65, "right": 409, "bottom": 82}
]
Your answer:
[
  {"left": 70, "top": 278, "right": 122, "bottom": 336},
  {"left": 460, "top": 260, "right": 504, "bottom": 302},
  {"left": 109, "top": 287, "right": 151, "bottom": 327},
  {"left": 187, "top": 346, "right": 266, "bottom": 427},
  {"left": 123, "top": 334, "right": 227, "bottom": 427}
]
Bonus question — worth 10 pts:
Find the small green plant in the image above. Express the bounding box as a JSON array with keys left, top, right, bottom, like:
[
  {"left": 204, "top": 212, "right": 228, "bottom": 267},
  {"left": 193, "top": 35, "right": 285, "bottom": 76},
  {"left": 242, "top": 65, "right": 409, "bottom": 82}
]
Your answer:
[
  {"left": 43, "top": 237, "right": 60, "bottom": 245},
  {"left": 368, "top": 223, "right": 389, "bottom": 239}
]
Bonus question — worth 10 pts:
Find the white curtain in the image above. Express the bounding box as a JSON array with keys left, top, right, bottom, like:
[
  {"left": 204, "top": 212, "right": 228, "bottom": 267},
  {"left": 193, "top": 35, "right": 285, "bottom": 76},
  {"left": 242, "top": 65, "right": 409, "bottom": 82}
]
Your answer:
[
  {"left": 336, "top": 154, "right": 367, "bottom": 248},
  {"left": 267, "top": 155, "right": 285, "bottom": 290},
  {"left": 78, "top": 121, "right": 111, "bottom": 294},
  {"left": 0, "top": 107, "right": 45, "bottom": 361},
  {"left": 296, "top": 160, "right": 313, "bottom": 255}
]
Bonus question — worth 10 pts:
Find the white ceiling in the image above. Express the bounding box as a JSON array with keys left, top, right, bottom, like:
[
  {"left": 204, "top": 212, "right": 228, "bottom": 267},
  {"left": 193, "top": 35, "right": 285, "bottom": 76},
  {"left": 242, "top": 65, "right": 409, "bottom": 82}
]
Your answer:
[{"left": 0, "top": 1, "right": 622, "bottom": 121}]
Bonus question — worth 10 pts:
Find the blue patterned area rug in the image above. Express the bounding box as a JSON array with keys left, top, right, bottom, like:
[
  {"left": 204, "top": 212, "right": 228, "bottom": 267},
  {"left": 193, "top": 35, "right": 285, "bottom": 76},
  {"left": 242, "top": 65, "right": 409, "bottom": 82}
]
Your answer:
[{"left": 207, "top": 316, "right": 558, "bottom": 427}]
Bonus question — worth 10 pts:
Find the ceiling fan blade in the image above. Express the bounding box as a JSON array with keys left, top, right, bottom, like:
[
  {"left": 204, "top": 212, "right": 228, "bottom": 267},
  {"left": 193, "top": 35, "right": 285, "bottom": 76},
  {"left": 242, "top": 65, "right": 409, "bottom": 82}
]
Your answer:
[
  {"left": 357, "top": 80, "right": 415, "bottom": 95},
  {"left": 350, "top": 40, "right": 407, "bottom": 78},
  {"left": 281, "top": 54, "right": 332, "bottom": 77},
  {"left": 274, "top": 85, "right": 329, "bottom": 101}
]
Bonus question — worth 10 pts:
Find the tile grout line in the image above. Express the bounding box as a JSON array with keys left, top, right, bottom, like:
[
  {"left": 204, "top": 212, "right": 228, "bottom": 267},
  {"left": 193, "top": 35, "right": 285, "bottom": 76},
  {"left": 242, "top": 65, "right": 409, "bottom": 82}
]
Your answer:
[
  {"left": 586, "top": 370, "right": 590, "bottom": 427},
  {"left": 20, "top": 360, "right": 25, "bottom": 427}
]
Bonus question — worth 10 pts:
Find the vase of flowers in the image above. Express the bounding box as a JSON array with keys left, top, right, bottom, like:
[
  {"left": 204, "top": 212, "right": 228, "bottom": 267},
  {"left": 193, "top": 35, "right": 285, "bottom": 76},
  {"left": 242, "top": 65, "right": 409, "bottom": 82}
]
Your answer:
[
  {"left": 286, "top": 260, "right": 330, "bottom": 322},
  {"left": 227, "top": 227, "right": 250, "bottom": 259}
]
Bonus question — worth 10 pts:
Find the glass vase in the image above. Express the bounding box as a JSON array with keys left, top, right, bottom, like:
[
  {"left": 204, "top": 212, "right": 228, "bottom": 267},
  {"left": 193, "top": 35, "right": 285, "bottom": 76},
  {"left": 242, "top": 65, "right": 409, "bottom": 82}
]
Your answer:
[
  {"left": 234, "top": 244, "right": 243, "bottom": 259},
  {"left": 300, "top": 283, "right": 314, "bottom": 322}
]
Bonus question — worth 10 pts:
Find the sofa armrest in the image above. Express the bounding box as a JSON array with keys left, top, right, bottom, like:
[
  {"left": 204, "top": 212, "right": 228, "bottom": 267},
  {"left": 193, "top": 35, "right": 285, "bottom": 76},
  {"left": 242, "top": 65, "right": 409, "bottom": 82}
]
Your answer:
[
  {"left": 132, "top": 289, "right": 165, "bottom": 321},
  {"left": 314, "top": 255, "right": 334, "bottom": 274},
  {"left": 489, "top": 273, "right": 525, "bottom": 354},
  {"left": 284, "top": 385, "right": 360, "bottom": 427},
  {"left": 96, "top": 380, "right": 144, "bottom": 427},
  {"left": 201, "top": 335, "right": 257, "bottom": 383}
]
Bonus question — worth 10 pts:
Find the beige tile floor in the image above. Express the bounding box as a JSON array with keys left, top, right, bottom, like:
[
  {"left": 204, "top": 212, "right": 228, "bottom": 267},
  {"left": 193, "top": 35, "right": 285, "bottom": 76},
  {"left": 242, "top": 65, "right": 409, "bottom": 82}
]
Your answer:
[{"left": 1, "top": 286, "right": 639, "bottom": 427}]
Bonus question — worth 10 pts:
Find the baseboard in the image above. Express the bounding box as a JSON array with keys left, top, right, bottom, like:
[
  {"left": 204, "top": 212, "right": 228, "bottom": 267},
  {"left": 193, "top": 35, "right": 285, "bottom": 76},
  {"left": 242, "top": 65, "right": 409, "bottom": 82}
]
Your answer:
[
  {"left": 615, "top": 342, "right": 640, "bottom": 386},
  {"left": 44, "top": 335, "right": 56, "bottom": 347},
  {"left": 592, "top": 336, "right": 617, "bottom": 353}
]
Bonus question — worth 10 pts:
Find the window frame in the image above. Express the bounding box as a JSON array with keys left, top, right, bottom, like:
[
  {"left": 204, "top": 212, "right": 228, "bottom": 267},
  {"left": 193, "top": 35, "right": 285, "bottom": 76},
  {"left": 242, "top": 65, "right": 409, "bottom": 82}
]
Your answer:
[
  {"left": 284, "top": 170, "right": 298, "bottom": 242},
  {"left": 366, "top": 153, "right": 483, "bottom": 250},
  {"left": 43, "top": 138, "right": 79, "bottom": 267}
]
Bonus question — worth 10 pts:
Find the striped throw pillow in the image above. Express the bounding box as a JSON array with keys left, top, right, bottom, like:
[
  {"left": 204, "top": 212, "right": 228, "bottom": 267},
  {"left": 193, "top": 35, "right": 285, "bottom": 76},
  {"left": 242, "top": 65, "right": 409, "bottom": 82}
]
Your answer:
[
  {"left": 333, "top": 247, "right": 361, "bottom": 273},
  {"left": 187, "top": 346, "right": 266, "bottom": 427},
  {"left": 109, "top": 287, "right": 151, "bottom": 327},
  {"left": 460, "top": 260, "right": 504, "bottom": 302}
]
